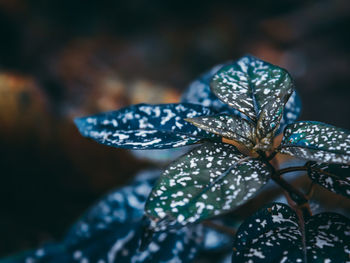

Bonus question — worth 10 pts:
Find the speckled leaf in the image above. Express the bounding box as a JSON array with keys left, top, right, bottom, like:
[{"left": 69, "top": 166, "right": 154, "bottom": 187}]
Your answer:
[
  {"left": 182, "top": 65, "right": 301, "bottom": 136},
  {"left": 185, "top": 114, "right": 256, "bottom": 149},
  {"left": 308, "top": 162, "right": 350, "bottom": 198},
  {"left": 74, "top": 103, "right": 220, "bottom": 150},
  {"left": 211, "top": 56, "right": 294, "bottom": 124},
  {"left": 2, "top": 170, "right": 203, "bottom": 263},
  {"left": 305, "top": 213, "right": 350, "bottom": 262},
  {"left": 255, "top": 101, "right": 284, "bottom": 151},
  {"left": 233, "top": 203, "right": 304, "bottom": 262},
  {"left": 145, "top": 142, "right": 271, "bottom": 231},
  {"left": 280, "top": 121, "right": 350, "bottom": 164},
  {"left": 232, "top": 203, "right": 350, "bottom": 263}
]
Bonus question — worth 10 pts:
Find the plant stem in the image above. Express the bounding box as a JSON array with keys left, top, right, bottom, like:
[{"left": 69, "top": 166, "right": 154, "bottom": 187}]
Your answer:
[
  {"left": 257, "top": 151, "right": 312, "bottom": 218},
  {"left": 276, "top": 166, "right": 308, "bottom": 175},
  {"left": 266, "top": 150, "right": 278, "bottom": 161},
  {"left": 202, "top": 220, "right": 237, "bottom": 237}
]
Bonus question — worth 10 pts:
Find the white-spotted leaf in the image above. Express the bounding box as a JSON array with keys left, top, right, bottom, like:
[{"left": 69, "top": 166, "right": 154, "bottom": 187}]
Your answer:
[
  {"left": 280, "top": 121, "right": 350, "bottom": 164},
  {"left": 211, "top": 55, "right": 294, "bottom": 123},
  {"left": 210, "top": 56, "right": 294, "bottom": 150},
  {"left": 185, "top": 115, "right": 256, "bottom": 149},
  {"left": 233, "top": 203, "right": 350, "bottom": 262},
  {"left": 181, "top": 60, "right": 301, "bottom": 135},
  {"left": 145, "top": 142, "right": 271, "bottom": 231},
  {"left": 74, "top": 103, "right": 220, "bottom": 150},
  {"left": 308, "top": 162, "right": 350, "bottom": 198}
]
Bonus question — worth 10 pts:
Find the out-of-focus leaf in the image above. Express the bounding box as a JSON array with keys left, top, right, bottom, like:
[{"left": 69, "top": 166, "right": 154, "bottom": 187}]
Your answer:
[
  {"left": 180, "top": 62, "right": 241, "bottom": 115},
  {"left": 279, "top": 90, "right": 302, "bottom": 133},
  {"left": 66, "top": 170, "right": 159, "bottom": 245},
  {"left": 308, "top": 162, "right": 350, "bottom": 198},
  {"left": 4, "top": 224, "right": 202, "bottom": 263},
  {"left": 75, "top": 103, "right": 220, "bottom": 150},
  {"left": 145, "top": 142, "right": 271, "bottom": 231},
  {"left": 185, "top": 115, "right": 256, "bottom": 149},
  {"left": 1, "top": 170, "right": 203, "bottom": 263},
  {"left": 280, "top": 121, "right": 350, "bottom": 164},
  {"left": 64, "top": 170, "right": 203, "bottom": 263},
  {"left": 232, "top": 203, "right": 350, "bottom": 262}
]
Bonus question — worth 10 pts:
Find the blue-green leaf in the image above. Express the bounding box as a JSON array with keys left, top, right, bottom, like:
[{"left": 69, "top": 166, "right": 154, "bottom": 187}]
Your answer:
[
  {"left": 145, "top": 142, "right": 271, "bottom": 231},
  {"left": 305, "top": 213, "right": 350, "bottom": 262},
  {"left": 232, "top": 203, "right": 350, "bottom": 262},
  {"left": 182, "top": 65, "right": 301, "bottom": 136},
  {"left": 308, "top": 162, "right": 350, "bottom": 198},
  {"left": 74, "top": 103, "right": 220, "bottom": 150},
  {"left": 185, "top": 115, "right": 256, "bottom": 149},
  {"left": 210, "top": 56, "right": 294, "bottom": 151},
  {"left": 280, "top": 121, "right": 350, "bottom": 164},
  {"left": 211, "top": 55, "right": 294, "bottom": 123}
]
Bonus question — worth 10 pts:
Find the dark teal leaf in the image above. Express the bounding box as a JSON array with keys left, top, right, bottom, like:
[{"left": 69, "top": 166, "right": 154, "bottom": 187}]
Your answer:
[
  {"left": 232, "top": 203, "right": 350, "bottom": 262},
  {"left": 145, "top": 142, "right": 271, "bottom": 231},
  {"left": 280, "top": 121, "right": 350, "bottom": 164},
  {"left": 182, "top": 64, "right": 301, "bottom": 135},
  {"left": 185, "top": 114, "right": 256, "bottom": 150},
  {"left": 210, "top": 56, "right": 294, "bottom": 151},
  {"left": 308, "top": 162, "right": 350, "bottom": 198},
  {"left": 233, "top": 203, "right": 303, "bottom": 262},
  {"left": 75, "top": 103, "right": 220, "bottom": 150},
  {"left": 211, "top": 55, "right": 294, "bottom": 123},
  {"left": 255, "top": 101, "right": 284, "bottom": 150},
  {"left": 305, "top": 213, "right": 350, "bottom": 262}
]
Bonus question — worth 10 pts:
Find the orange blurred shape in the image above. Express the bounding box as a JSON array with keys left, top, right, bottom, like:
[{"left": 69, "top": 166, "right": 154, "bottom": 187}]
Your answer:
[{"left": 0, "top": 72, "right": 51, "bottom": 142}]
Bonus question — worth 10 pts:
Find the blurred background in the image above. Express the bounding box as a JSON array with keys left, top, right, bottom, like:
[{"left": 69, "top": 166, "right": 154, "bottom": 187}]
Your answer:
[{"left": 0, "top": 0, "right": 349, "bottom": 257}]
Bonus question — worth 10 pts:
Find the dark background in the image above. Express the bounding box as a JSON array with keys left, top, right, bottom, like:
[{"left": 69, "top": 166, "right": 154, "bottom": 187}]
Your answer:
[{"left": 0, "top": 0, "right": 349, "bottom": 257}]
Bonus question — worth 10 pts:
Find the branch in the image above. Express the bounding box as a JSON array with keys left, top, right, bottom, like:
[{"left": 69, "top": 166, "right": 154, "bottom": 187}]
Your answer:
[{"left": 257, "top": 151, "right": 312, "bottom": 218}]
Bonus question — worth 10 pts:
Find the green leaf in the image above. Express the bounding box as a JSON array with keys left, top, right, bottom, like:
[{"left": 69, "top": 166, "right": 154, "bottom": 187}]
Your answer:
[
  {"left": 255, "top": 100, "right": 283, "bottom": 149},
  {"left": 185, "top": 106, "right": 282, "bottom": 151},
  {"left": 280, "top": 121, "right": 350, "bottom": 164},
  {"left": 211, "top": 55, "right": 293, "bottom": 122},
  {"left": 308, "top": 162, "right": 350, "bottom": 198},
  {"left": 145, "top": 142, "right": 271, "bottom": 231},
  {"left": 233, "top": 203, "right": 350, "bottom": 262},
  {"left": 181, "top": 62, "right": 302, "bottom": 135},
  {"left": 305, "top": 213, "right": 350, "bottom": 262},
  {"left": 210, "top": 56, "right": 294, "bottom": 150},
  {"left": 185, "top": 114, "right": 256, "bottom": 149}
]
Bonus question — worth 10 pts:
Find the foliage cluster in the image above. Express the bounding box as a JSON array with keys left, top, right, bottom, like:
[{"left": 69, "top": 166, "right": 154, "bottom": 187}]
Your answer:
[{"left": 3, "top": 56, "right": 350, "bottom": 263}]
